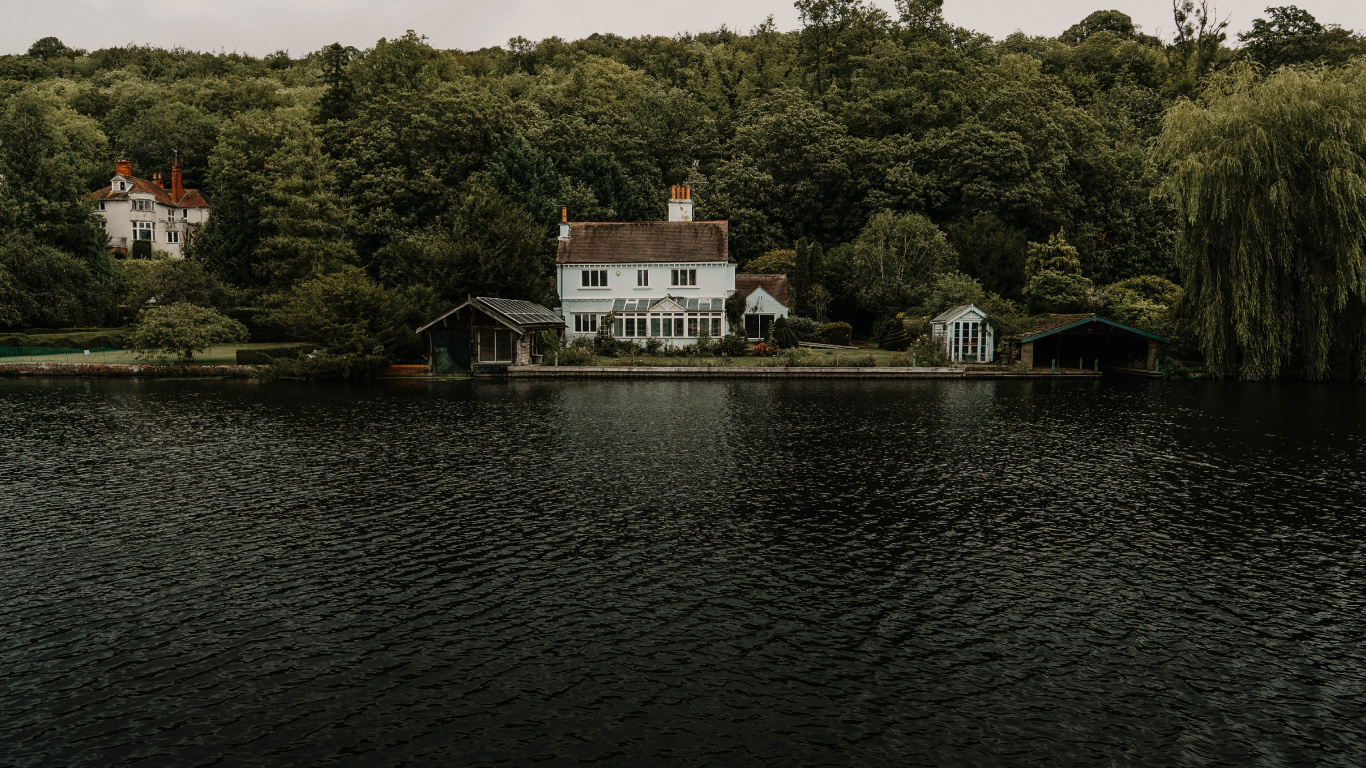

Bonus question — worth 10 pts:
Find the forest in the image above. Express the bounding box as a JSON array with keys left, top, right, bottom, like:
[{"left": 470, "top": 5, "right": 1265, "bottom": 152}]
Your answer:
[{"left": 3, "top": 1, "right": 1366, "bottom": 380}]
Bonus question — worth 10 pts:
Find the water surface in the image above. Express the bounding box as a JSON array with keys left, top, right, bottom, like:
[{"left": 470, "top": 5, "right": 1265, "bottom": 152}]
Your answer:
[{"left": 2, "top": 376, "right": 1364, "bottom": 766}]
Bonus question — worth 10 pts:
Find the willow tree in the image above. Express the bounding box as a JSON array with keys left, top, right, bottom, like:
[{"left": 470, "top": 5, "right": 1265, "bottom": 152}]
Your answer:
[{"left": 1156, "top": 63, "right": 1366, "bottom": 381}]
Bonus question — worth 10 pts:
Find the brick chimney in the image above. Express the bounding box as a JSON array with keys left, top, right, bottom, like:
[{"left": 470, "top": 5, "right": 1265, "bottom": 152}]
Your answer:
[
  {"left": 558, "top": 207, "right": 570, "bottom": 240},
  {"left": 114, "top": 159, "right": 132, "bottom": 177},
  {"left": 668, "top": 185, "right": 693, "bottom": 222},
  {"left": 152, "top": 172, "right": 163, "bottom": 188},
  {"left": 171, "top": 164, "right": 183, "bottom": 202}
]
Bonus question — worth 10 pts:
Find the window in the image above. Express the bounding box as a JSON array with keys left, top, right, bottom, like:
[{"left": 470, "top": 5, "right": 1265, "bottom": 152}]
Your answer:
[
  {"left": 580, "top": 269, "right": 608, "bottom": 288},
  {"left": 670, "top": 268, "right": 697, "bottom": 287},
  {"left": 636, "top": 269, "right": 649, "bottom": 287},
  {"left": 952, "top": 320, "right": 983, "bottom": 362},
  {"left": 97, "top": 201, "right": 106, "bottom": 211},
  {"left": 182, "top": 208, "right": 188, "bottom": 219},
  {"left": 132, "top": 199, "right": 153, "bottom": 212},
  {"left": 478, "top": 329, "right": 513, "bottom": 362},
  {"left": 744, "top": 314, "right": 774, "bottom": 340},
  {"left": 573, "top": 314, "right": 600, "bottom": 334},
  {"left": 166, "top": 231, "right": 180, "bottom": 244},
  {"left": 118, "top": 181, "right": 128, "bottom": 191},
  {"left": 133, "top": 221, "right": 154, "bottom": 241}
]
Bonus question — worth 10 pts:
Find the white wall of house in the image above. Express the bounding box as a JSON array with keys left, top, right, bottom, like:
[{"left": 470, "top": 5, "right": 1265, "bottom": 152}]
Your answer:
[
  {"left": 741, "top": 287, "right": 791, "bottom": 340},
  {"left": 558, "top": 261, "right": 737, "bottom": 345},
  {"left": 94, "top": 175, "right": 208, "bottom": 259}
]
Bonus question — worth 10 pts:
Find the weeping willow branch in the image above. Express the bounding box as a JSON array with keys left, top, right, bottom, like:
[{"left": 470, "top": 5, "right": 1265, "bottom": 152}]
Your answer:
[{"left": 1155, "top": 62, "right": 1366, "bottom": 382}]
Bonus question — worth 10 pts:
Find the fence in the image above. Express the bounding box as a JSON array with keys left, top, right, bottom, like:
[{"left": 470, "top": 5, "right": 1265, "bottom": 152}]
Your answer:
[{"left": 0, "top": 347, "right": 144, "bottom": 365}]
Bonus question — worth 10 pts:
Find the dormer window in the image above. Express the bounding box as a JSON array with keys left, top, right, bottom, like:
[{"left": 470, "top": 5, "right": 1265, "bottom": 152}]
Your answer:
[{"left": 117, "top": 181, "right": 128, "bottom": 192}]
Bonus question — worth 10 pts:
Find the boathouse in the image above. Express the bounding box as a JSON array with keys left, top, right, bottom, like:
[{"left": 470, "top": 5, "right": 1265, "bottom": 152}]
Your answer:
[
  {"left": 1006, "top": 314, "right": 1168, "bottom": 373},
  {"left": 417, "top": 297, "right": 565, "bottom": 375}
]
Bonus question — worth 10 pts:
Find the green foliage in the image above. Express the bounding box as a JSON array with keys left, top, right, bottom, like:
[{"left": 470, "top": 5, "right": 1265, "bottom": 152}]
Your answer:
[
  {"left": 122, "top": 258, "right": 236, "bottom": 310},
  {"left": 128, "top": 303, "right": 248, "bottom": 362},
  {"left": 1239, "top": 6, "right": 1366, "bottom": 69},
  {"left": 1026, "top": 270, "right": 1095, "bottom": 314},
  {"left": 267, "top": 352, "right": 388, "bottom": 380},
  {"left": 1026, "top": 229, "right": 1083, "bottom": 276},
  {"left": 716, "top": 335, "right": 748, "bottom": 356},
  {"left": 851, "top": 211, "right": 957, "bottom": 314},
  {"left": 272, "top": 266, "right": 403, "bottom": 357},
  {"left": 0, "top": 238, "right": 123, "bottom": 328},
  {"left": 772, "top": 316, "right": 799, "bottom": 349},
  {"left": 947, "top": 214, "right": 1028, "bottom": 300},
  {"left": 1157, "top": 63, "right": 1366, "bottom": 381},
  {"left": 235, "top": 346, "right": 308, "bottom": 365},
  {"left": 823, "top": 321, "right": 854, "bottom": 346},
  {"left": 786, "top": 315, "right": 823, "bottom": 342},
  {"left": 724, "top": 291, "right": 747, "bottom": 334},
  {"left": 743, "top": 249, "right": 796, "bottom": 274}
]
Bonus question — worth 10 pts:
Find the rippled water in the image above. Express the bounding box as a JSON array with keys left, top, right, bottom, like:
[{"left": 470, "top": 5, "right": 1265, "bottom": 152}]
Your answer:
[{"left": 2, "top": 376, "right": 1365, "bottom": 766}]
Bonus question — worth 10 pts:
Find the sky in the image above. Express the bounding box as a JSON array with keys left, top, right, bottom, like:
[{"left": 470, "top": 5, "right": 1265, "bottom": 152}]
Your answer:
[{"left": 2, "top": 0, "right": 1365, "bottom": 58}]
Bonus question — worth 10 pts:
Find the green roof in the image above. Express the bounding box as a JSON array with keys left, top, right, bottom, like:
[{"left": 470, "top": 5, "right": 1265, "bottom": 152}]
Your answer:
[{"left": 1011, "top": 313, "right": 1169, "bottom": 344}]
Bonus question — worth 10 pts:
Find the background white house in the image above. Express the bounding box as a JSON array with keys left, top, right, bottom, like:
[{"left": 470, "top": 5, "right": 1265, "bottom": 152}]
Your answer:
[{"left": 89, "top": 159, "right": 210, "bottom": 258}]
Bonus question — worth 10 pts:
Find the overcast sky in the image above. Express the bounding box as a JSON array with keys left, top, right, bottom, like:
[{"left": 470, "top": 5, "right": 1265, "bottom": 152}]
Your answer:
[{"left": 3, "top": 0, "right": 1364, "bottom": 58}]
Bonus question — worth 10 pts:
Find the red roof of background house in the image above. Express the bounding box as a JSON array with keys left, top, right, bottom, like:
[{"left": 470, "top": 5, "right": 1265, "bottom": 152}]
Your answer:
[
  {"left": 735, "top": 273, "right": 789, "bottom": 308},
  {"left": 555, "top": 221, "right": 728, "bottom": 264},
  {"left": 89, "top": 175, "right": 210, "bottom": 208}
]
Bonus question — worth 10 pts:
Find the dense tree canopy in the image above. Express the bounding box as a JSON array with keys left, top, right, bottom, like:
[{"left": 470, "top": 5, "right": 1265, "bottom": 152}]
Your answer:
[{"left": 2, "top": 4, "right": 1364, "bottom": 377}]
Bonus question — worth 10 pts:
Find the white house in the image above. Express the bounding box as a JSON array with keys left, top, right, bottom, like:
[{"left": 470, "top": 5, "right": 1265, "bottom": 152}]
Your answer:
[
  {"left": 931, "top": 304, "right": 994, "bottom": 363},
  {"left": 89, "top": 159, "right": 210, "bottom": 259},
  {"left": 734, "top": 274, "right": 790, "bottom": 340},
  {"left": 556, "top": 186, "right": 738, "bottom": 345}
]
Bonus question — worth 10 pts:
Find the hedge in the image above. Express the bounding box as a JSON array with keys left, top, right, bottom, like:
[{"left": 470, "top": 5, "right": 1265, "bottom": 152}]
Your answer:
[{"left": 235, "top": 346, "right": 311, "bottom": 365}]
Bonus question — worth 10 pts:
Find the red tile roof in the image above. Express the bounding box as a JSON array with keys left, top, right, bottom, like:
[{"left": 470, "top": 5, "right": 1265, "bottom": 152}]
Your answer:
[
  {"left": 735, "top": 273, "right": 789, "bottom": 308},
  {"left": 555, "top": 221, "right": 728, "bottom": 264},
  {"left": 89, "top": 174, "right": 210, "bottom": 208}
]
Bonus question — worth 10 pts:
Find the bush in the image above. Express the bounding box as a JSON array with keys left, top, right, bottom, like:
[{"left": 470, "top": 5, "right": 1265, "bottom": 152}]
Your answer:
[
  {"left": 131, "top": 240, "right": 152, "bottom": 260},
  {"left": 716, "top": 336, "right": 747, "bottom": 356},
  {"left": 873, "top": 316, "right": 912, "bottom": 351},
  {"left": 823, "top": 321, "right": 853, "bottom": 346},
  {"left": 592, "top": 334, "right": 642, "bottom": 358},
  {"left": 128, "top": 304, "right": 248, "bottom": 363},
  {"left": 891, "top": 335, "right": 952, "bottom": 367},
  {"left": 786, "top": 316, "right": 822, "bottom": 342},
  {"left": 772, "top": 316, "right": 799, "bottom": 349},
  {"left": 1026, "top": 270, "right": 1095, "bottom": 314},
  {"left": 645, "top": 336, "right": 663, "bottom": 355},
  {"left": 753, "top": 342, "right": 777, "bottom": 357},
  {"left": 558, "top": 337, "right": 596, "bottom": 365},
  {"left": 235, "top": 346, "right": 309, "bottom": 365},
  {"left": 266, "top": 352, "right": 387, "bottom": 380}
]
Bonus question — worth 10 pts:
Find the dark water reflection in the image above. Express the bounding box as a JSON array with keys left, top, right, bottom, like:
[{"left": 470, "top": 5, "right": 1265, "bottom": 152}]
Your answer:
[{"left": 2, "top": 376, "right": 1365, "bottom": 766}]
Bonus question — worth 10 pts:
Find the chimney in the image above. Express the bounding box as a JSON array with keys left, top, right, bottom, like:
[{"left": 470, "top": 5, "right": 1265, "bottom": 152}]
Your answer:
[
  {"left": 114, "top": 159, "right": 132, "bottom": 177},
  {"left": 668, "top": 185, "right": 693, "bottom": 222},
  {"left": 559, "top": 207, "right": 570, "bottom": 240},
  {"left": 152, "top": 172, "right": 163, "bottom": 188},
  {"left": 171, "top": 164, "right": 183, "bottom": 202}
]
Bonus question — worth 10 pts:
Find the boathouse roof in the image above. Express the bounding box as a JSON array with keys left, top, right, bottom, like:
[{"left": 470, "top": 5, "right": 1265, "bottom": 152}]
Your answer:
[
  {"left": 416, "top": 296, "right": 564, "bottom": 335},
  {"left": 1006, "top": 313, "right": 1169, "bottom": 344}
]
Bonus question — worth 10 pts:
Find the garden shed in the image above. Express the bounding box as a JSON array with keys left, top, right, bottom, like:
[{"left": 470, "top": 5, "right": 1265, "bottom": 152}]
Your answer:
[
  {"left": 417, "top": 297, "right": 565, "bottom": 375},
  {"left": 1006, "top": 314, "right": 1168, "bottom": 373},
  {"left": 931, "top": 304, "right": 994, "bottom": 363}
]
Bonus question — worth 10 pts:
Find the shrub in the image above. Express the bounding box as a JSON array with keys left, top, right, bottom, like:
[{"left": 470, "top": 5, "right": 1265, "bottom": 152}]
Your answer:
[
  {"left": 873, "top": 317, "right": 912, "bottom": 351},
  {"left": 1026, "top": 270, "right": 1095, "bottom": 314},
  {"left": 716, "top": 335, "right": 747, "bottom": 356},
  {"left": 128, "top": 303, "right": 248, "bottom": 363},
  {"left": 753, "top": 342, "right": 777, "bottom": 357},
  {"left": 786, "top": 316, "right": 822, "bottom": 342},
  {"left": 645, "top": 336, "right": 663, "bottom": 355},
  {"left": 592, "top": 334, "right": 641, "bottom": 358},
  {"left": 267, "top": 352, "right": 387, "bottom": 380},
  {"left": 823, "top": 321, "right": 853, "bottom": 346},
  {"left": 772, "top": 316, "right": 799, "bottom": 349},
  {"left": 235, "top": 346, "right": 309, "bottom": 365},
  {"left": 558, "top": 337, "right": 596, "bottom": 365},
  {"left": 131, "top": 240, "right": 152, "bottom": 260},
  {"left": 892, "top": 335, "right": 952, "bottom": 367}
]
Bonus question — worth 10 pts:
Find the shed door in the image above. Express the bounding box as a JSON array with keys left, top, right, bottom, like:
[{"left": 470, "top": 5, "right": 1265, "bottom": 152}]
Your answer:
[{"left": 431, "top": 329, "right": 470, "bottom": 375}]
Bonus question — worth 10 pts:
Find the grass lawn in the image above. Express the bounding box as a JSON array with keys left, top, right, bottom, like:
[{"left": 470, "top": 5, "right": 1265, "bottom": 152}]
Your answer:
[{"left": 0, "top": 342, "right": 311, "bottom": 366}]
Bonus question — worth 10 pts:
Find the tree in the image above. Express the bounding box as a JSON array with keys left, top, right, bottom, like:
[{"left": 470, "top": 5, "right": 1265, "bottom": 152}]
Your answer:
[
  {"left": 947, "top": 214, "right": 1028, "bottom": 300},
  {"left": 252, "top": 127, "right": 358, "bottom": 287},
  {"left": 1026, "top": 229, "right": 1083, "bottom": 276},
  {"left": 1156, "top": 63, "right": 1366, "bottom": 381},
  {"left": 725, "top": 291, "right": 747, "bottom": 336},
  {"left": 27, "top": 37, "right": 74, "bottom": 60},
  {"left": 1238, "top": 6, "right": 1363, "bottom": 69},
  {"left": 1061, "top": 11, "right": 1137, "bottom": 46},
  {"left": 850, "top": 211, "right": 957, "bottom": 313},
  {"left": 122, "top": 258, "right": 235, "bottom": 309},
  {"left": 273, "top": 266, "right": 403, "bottom": 357},
  {"left": 128, "top": 304, "right": 248, "bottom": 362},
  {"left": 743, "top": 250, "right": 796, "bottom": 274},
  {"left": 316, "top": 42, "right": 358, "bottom": 125}
]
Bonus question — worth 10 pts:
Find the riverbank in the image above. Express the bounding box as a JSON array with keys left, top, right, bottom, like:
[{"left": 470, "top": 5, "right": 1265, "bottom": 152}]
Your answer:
[
  {"left": 509, "top": 365, "right": 1102, "bottom": 379},
  {"left": 0, "top": 361, "right": 259, "bottom": 377}
]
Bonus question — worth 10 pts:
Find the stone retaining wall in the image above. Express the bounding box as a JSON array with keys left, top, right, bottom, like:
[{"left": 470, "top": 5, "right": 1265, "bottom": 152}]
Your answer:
[
  {"left": 509, "top": 366, "right": 1103, "bottom": 379},
  {"left": 0, "top": 362, "right": 260, "bottom": 377}
]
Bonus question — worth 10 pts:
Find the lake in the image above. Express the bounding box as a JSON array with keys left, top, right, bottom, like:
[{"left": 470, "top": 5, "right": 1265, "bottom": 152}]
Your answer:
[{"left": 2, "top": 375, "right": 1364, "bottom": 766}]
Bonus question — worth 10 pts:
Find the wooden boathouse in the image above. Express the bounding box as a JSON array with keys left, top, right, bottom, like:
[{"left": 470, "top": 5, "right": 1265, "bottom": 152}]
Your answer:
[
  {"left": 417, "top": 297, "right": 565, "bottom": 375},
  {"left": 1006, "top": 313, "right": 1168, "bottom": 373}
]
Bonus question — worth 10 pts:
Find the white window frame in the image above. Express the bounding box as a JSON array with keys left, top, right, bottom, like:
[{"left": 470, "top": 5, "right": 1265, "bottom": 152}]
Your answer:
[
  {"left": 670, "top": 268, "right": 697, "bottom": 287},
  {"left": 166, "top": 230, "right": 180, "bottom": 244},
  {"left": 636, "top": 269, "right": 649, "bottom": 287},
  {"left": 580, "top": 269, "right": 608, "bottom": 288},
  {"left": 118, "top": 181, "right": 128, "bottom": 192},
  {"left": 132, "top": 199, "right": 153, "bottom": 212},
  {"left": 133, "top": 221, "right": 154, "bottom": 242},
  {"left": 573, "top": 314, "right": 600, "bottom": 334},
  {"left": 181, "top": 208, "right": 188, "bottom": 219},
  {"left": 97, "top": 201, "right": 106, "bottom": 211}
]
